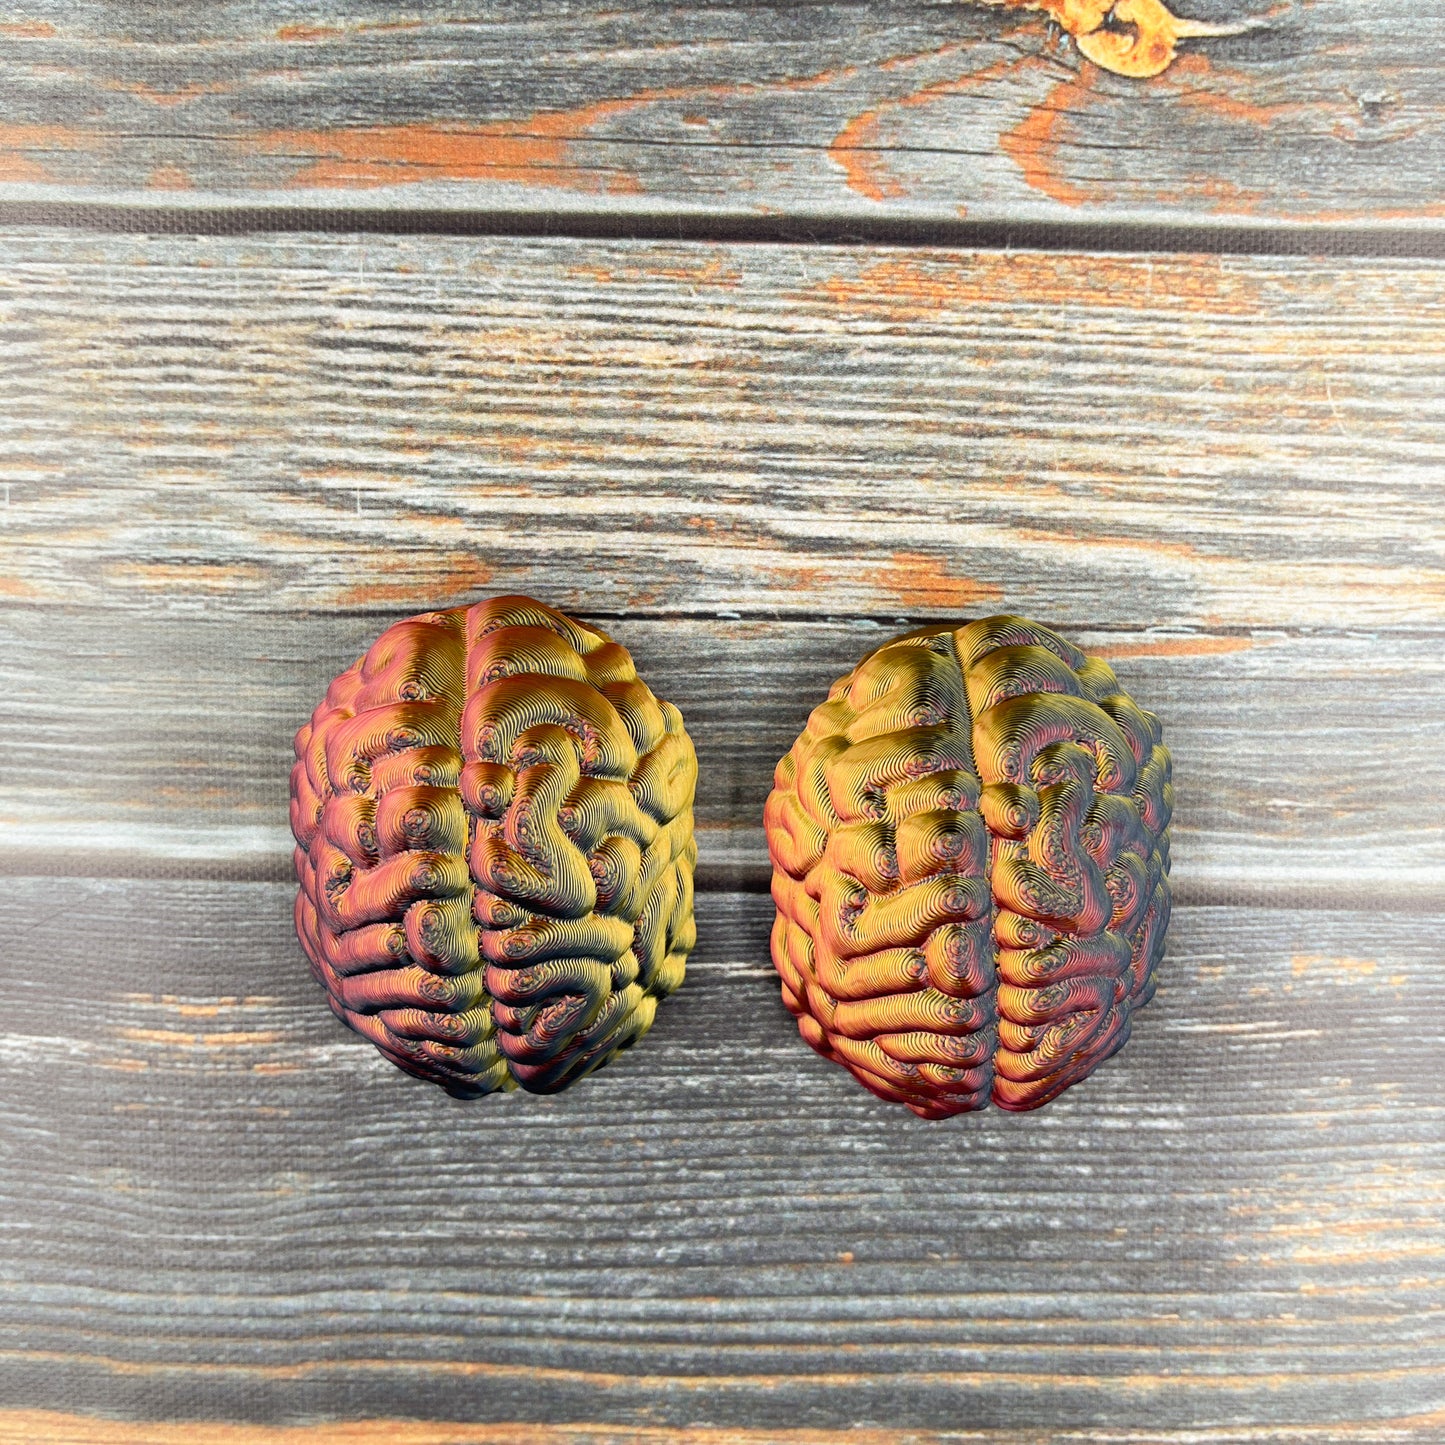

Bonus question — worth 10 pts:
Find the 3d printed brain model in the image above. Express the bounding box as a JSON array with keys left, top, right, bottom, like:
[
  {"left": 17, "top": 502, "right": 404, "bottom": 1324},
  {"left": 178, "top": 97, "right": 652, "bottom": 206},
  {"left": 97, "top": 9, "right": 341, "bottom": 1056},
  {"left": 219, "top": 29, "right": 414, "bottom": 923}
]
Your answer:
[
  {"left": 291, "top": 596, "right": 697, "bottom": 1098},
  {"left": 766, "top": 616, "right": 1172, "bottom": 1117}
]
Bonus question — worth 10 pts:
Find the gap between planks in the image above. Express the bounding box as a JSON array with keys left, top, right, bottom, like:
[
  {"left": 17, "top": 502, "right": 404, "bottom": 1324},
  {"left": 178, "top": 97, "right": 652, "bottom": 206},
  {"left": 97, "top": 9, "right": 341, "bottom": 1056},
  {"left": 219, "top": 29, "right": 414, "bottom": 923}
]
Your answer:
[{"left": 2, "top": 203, "right": 1444, "bottom": 260}]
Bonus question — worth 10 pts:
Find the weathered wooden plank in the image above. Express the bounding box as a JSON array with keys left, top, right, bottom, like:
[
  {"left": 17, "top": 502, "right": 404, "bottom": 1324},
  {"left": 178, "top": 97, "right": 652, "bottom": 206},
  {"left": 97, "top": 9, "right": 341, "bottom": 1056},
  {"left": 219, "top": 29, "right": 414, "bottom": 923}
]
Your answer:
[
  {"left": 0, "top": 233, "right": 1442, "bottom": 628},
  {"left": 0, "top": 881, "right": 1440, "bottom": 1434},
  {"left": 5, "top": 1420, "right": 1445, "bottom": 1445},
  {"left": 0, "top": 2, "right": 1441, "bottom": 231},
  {"left": 4, "top": 1422, "right": 1445, "bottom": 1445},
  {"left": 1, "top": 611, "right": 1443, "bottom": 904}
]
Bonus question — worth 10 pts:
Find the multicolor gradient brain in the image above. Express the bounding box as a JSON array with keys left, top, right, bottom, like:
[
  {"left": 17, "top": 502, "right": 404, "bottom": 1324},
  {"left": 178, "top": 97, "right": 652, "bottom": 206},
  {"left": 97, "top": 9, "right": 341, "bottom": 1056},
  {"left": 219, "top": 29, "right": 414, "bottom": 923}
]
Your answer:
[
  {"left": 766, "top": 616, "right": 1172, "bottom": 1116},
  {"left": 291, "top": 596, "right": 698, "bottom": 1097}
]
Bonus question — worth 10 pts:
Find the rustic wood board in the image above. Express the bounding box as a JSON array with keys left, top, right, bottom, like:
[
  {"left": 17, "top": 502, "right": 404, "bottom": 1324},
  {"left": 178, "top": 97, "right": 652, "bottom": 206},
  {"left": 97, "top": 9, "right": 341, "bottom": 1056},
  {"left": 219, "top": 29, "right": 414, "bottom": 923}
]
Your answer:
[
  {"left": 0, "top": 881, "right": 1442, "bottom": 1439},
  {"left": 1, "top": 234, "right": 1442, "bottom": 629},
  {"left": 1, "top": 1, "right": 1443, "bottom": 232}
]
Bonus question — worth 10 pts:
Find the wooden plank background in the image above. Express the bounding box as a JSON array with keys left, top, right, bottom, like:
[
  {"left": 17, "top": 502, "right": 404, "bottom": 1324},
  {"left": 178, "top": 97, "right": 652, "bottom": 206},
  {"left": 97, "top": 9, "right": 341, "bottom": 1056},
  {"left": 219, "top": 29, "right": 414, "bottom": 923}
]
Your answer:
[
  {"left": 1, "top": 3, "right": 1443, "bottom": 1443},
  {"left": 1, "top": 1, "right": 1443, "bottom": 232}
]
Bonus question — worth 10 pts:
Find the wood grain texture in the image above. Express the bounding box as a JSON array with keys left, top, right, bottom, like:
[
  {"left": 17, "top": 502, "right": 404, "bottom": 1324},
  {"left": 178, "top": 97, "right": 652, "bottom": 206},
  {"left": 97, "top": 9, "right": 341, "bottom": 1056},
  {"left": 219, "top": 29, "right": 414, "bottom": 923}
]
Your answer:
[
  {"left": 0, "top": 882, "right": 1441, "bottom": 1436},
  {"left": 7, "top": 1419, "right": 1445, "bottom": 1445},
  {"left": 1, "top": 233, "right": 1443, "bottom": 628},
  {"left": 0, "top": 2, "right": 1442, "bottom": 230}
]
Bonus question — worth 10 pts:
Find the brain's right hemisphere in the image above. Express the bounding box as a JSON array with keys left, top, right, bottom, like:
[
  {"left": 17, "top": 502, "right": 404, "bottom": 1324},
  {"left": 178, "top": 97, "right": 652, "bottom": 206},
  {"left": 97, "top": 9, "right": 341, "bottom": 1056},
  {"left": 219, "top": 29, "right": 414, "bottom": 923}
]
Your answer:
[{"left": 766, "top": 616, "right": 1172, "bottom": 1117}]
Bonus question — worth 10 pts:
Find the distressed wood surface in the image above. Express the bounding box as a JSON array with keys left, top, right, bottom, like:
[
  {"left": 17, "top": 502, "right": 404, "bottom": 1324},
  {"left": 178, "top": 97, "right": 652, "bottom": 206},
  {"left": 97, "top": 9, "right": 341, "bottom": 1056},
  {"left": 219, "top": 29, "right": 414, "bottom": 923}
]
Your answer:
[
  {"left": 0, "top": 881, "right": 1442, "bottom": 1438},
  {"left": 3, "top": 1427, "right": 1431, "bottom": 1445},
  {"left": 4, "top": 1427, "right": 1444, "bottom": 1445},
  {"left": 2, "top": 223, "right": 1443, "bottom": 1440},
  {"left": 1, "top": 234, "right": 1443, "bottom": 629},
  {"left": 0, "top": 2, "right": 1443, "bottom": 231}
]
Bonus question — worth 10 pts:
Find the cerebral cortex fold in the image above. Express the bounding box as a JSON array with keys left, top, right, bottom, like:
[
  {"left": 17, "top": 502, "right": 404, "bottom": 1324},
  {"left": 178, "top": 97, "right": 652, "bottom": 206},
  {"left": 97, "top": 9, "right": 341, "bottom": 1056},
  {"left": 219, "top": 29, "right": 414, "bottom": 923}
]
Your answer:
[
  {"left": 291, "top": 597, "right": 698, "bottom": 1097},
  {"left": 766, "top": 616, "right": 1172, "bottom": 1116}
]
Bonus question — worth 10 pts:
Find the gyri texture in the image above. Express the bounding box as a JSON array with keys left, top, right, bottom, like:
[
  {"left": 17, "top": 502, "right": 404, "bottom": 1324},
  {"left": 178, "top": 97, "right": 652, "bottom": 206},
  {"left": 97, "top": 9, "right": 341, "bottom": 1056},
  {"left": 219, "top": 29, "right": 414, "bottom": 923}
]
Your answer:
[
  {"left": 291, "top": 597, "right": 698, "bottom": 1098},
  {"left": 767, "top": 616, "right": 1173, "bottom": 1116}
]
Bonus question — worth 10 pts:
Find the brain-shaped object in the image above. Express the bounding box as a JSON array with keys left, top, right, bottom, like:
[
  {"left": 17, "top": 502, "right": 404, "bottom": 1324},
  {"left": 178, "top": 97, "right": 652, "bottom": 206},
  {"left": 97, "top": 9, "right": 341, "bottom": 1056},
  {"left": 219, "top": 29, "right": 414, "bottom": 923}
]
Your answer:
[
  {"left": 766, "top": 615, "right": 1172, "bottom": 1116},
  {"left": 291, "top": 596, "right": 697, "bottom": 1097}
]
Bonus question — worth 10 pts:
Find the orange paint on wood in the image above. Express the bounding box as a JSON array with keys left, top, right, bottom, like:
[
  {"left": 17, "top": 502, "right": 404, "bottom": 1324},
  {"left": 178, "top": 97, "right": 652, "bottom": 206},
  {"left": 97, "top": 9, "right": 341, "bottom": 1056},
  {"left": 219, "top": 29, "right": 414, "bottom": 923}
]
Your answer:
[
  {"left": 3, "top": 1351, "right": 1443, "bottom": 1394},
  {"left": 805, "top": 252, "right": 1264, "bottom": 318},
  {"left": 896, "top": 54, "right": 1045, "bottom": 112},
  {"left": 275, "top": 24, "right": 344, "bottom": 41},
  {"left": 1164, "top": 54, "right": 1304, "bottom": 129},
  {"left": 1301, "top": 201, "right": 1445, "bottom": 224},
  {"left": 6, "top": 1413, "right": 1441, "bottom": 1445},
  {"left": 999, "top": 64, "right": 1098, "bottom": 206},
  {"left": 830, "top": 54, "right": 1041, "bottom": 203},
  {"left": 146, "top": 166, "right": 192, "bottom": 190},
  {"left": 829, "top": 111, "right": 905, "bottom": 203},
  {"left": 1016, "top": 526, "right": 1202, "bottom": 561},
  {"left": 871, "top": 552, "right": 1005, "bottom": 610},
  {"left": 878, "top": 35, "right": 990, "bottom": 75},
  {"left": 0, "top": 1411, "right": 1025, "bottom": 1445},
  {"left": 1292, "top": 953, "right": 1379, "bottom": 978},
  {"left": 103, "top": 561, "right": 268, "bottom": 593},
  {"left": 1188, "top": 175, "right": 1271, "bottom": 216},
  {"left": 0, "top": 123, "right": 83, "bottom": 184},
  {"left": 1177, "top": 83, "right": 1299, "bottom": 129},
  {"left": 1089, "top": 635, "right": 1256, "bottom": 659},
  {"left": 117, "top": 1027, "right": 284, "bottom": 1049},
  {"left": 568, "top": 256, "right": 743, "bottom": 288},
  {"left": 253, "top": 101, "right": 652, "bottom": 192},
  {"left": 330, "top": 552, "right": 496, "bottom": 607},
  {"left": 255, "top": 64, "right": 860, "bottom": 192},
  {"left": 355, "top": 19, "right": 428, "bottom": 35},
  {"left": 0, "top": 20, "right": 55, "bottom": 36}
]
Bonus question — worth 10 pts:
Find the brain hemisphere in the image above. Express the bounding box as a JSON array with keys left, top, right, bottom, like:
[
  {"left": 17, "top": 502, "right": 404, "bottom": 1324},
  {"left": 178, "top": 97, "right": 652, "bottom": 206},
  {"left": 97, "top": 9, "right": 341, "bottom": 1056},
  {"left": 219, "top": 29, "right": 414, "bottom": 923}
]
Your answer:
[
  {"left": 766, "top": 615, "right": 1172, "bottom": 1117},
  {"left": 291, "top": 596, "right": 697, "bottom": 1097}
]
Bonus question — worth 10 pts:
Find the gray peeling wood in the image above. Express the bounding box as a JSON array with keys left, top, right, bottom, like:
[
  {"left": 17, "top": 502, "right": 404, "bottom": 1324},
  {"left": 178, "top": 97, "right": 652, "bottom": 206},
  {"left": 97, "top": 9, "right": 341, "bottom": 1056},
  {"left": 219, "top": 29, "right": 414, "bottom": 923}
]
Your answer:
[
  {"left": 0, "top": 1, "right": 1442, "bottom": 230},
  {"left": 0, "top": 880, "right": 1442, "bottom": 1435},
  {"left": 1, "top": 233, "right": 1443, "bottom": 629},
  {"left": 1, "top": 1426, "right": 1444, "bottom": 1445}
]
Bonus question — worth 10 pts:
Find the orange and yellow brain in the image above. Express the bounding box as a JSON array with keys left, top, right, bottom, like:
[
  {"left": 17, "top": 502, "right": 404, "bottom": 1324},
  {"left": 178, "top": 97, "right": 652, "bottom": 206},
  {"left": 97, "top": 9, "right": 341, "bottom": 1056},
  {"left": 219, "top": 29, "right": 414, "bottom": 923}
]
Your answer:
[
  {"left": 291, "top": 597, "right": 697, "bottom": 1098},
  {"left": 766, "top": 615, "right": 1172, "bottom": 1116}
]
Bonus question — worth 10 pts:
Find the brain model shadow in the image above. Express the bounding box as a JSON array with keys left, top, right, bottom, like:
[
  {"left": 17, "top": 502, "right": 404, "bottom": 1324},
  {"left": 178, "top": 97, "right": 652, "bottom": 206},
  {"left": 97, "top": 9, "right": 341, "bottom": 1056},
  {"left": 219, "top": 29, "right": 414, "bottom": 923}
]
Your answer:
[
  {"left": 291, "top": 596, "right": 698, "bottom": 1097},
  {"left": 767, "top": 615, "right": 1172, "bottom": 1117}
]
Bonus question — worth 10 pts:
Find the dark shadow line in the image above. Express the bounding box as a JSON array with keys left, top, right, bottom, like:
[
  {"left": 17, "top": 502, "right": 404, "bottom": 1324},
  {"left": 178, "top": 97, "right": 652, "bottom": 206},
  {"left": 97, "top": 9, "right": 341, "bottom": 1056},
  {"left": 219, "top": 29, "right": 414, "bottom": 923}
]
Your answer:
[{"left": 3, "top": 202, "right": 1445, "bottom": 258}]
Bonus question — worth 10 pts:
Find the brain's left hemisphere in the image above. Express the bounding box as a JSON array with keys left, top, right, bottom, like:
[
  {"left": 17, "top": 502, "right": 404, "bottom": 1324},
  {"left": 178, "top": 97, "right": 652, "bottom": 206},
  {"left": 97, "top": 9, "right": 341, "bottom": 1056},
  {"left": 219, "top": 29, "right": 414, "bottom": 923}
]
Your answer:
[{"left": 290, "top": 597, "right": 698, "bottom": 1097}]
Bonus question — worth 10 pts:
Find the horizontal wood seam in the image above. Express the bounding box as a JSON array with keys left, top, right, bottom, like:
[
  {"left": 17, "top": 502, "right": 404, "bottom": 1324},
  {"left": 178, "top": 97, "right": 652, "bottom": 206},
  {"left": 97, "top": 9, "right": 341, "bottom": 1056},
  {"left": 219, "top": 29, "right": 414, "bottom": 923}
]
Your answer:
[{"left": 4, "top": 203, "right": 1445, "bottom": 258}]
